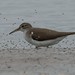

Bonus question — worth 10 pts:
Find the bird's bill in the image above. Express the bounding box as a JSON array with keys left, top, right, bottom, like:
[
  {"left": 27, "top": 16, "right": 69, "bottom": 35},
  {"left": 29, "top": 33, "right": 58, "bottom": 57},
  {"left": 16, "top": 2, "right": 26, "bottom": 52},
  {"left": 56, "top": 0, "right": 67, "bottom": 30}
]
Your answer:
[{"left": 9, "top": 27, "right": 20, "bottom": 35}]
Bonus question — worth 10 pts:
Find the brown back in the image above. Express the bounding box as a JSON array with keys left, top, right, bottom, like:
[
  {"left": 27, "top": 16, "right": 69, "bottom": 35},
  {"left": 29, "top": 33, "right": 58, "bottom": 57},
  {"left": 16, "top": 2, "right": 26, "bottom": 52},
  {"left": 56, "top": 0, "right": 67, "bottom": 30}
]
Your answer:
[{"left": 26, "top": 28, "right": 75, "bottom": 41}]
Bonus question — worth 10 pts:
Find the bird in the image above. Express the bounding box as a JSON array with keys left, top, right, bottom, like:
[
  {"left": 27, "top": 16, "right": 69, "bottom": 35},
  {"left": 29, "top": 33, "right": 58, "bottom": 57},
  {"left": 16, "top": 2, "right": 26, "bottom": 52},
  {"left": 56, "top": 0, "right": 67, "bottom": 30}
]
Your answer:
[{"left": 9, "top": 22, "right": 75, "bottom": 48}]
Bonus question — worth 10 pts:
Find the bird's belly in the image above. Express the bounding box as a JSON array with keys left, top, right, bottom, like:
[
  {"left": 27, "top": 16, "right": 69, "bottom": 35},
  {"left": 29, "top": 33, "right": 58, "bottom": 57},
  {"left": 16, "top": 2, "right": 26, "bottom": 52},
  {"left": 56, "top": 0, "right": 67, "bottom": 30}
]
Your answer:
[{"left": 24, "top": 34, "right": 66, "bottom": 47}]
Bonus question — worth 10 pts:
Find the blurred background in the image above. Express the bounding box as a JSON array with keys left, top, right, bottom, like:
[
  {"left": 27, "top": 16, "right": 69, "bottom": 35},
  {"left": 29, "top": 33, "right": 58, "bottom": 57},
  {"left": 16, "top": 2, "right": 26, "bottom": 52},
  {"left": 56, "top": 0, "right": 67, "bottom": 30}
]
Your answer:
[{"left": 0, "top": 0, "right": 75, "bottom": 49}]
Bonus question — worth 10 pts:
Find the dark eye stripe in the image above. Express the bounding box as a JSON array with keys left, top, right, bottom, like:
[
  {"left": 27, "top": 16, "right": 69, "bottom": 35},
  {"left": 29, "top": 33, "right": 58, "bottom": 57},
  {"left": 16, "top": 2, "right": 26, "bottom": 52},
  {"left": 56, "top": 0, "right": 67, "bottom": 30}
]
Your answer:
[{"left": 22, "top": 25, "right": 24, "bottom": 27}]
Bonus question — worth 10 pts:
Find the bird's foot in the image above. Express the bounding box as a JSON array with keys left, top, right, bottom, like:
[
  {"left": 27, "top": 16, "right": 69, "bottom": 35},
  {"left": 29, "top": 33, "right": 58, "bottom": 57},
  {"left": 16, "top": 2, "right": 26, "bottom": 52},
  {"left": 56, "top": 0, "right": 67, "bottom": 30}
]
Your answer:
[
  {"left": 35, "top": 46, "right": 41, "bottom": 50},
  {"left": 47, "top": 46, "right": 50, "bottom": 48},
  {"left": 47, "top": 46, "right": 52, "bottom": 48}
]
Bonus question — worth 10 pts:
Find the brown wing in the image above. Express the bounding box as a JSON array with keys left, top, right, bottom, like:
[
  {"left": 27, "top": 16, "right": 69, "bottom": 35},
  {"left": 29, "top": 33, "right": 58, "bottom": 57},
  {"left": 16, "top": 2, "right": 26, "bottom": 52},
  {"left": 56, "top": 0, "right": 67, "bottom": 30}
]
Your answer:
[
  {"left": 27, "top": 28, "right": 75, "bottom": 41},
  {"left": 28, "top": 28, "right": 62, "bottom": 41}
]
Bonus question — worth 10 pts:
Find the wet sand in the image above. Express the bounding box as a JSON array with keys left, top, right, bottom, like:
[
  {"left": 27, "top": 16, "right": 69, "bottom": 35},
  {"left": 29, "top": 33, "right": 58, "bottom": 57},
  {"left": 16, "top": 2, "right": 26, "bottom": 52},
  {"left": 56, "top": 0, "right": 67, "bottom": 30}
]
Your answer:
[{"left": 0, "top": 47, "right": 75, "bottom": 75}]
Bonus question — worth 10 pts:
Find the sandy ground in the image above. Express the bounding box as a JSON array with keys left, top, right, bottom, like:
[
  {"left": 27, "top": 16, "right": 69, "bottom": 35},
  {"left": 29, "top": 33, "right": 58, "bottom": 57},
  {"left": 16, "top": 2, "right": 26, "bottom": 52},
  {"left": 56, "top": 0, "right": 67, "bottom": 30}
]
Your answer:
[{"left": 0, "top": 47, "right": 75, "bottom": 75}]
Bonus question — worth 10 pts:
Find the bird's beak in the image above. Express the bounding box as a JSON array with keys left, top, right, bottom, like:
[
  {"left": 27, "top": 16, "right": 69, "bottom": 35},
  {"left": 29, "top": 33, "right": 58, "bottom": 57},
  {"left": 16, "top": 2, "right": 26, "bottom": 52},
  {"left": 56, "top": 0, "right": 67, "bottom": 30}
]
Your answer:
[{"left": 9, "top": 27, "right": 20, "bottom": 35}]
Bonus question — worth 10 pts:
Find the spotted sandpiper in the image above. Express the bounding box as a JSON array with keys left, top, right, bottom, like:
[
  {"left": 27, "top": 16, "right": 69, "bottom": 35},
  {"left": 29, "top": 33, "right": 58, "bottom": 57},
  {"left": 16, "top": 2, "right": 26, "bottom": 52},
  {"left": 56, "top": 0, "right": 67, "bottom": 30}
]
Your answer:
[{"left": 9, "top": 23, "right": 75, "bottom": 48}]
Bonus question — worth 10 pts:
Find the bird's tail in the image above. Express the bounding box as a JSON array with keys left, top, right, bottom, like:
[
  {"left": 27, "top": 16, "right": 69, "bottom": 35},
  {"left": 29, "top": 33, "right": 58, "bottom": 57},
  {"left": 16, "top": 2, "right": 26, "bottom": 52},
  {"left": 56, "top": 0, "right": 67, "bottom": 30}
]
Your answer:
[
  {"left": 58, "top": 32, "right": 75, "bottom": 37},
  {"left": 65, "top": 32, "right": 75, "bottom": 35}
]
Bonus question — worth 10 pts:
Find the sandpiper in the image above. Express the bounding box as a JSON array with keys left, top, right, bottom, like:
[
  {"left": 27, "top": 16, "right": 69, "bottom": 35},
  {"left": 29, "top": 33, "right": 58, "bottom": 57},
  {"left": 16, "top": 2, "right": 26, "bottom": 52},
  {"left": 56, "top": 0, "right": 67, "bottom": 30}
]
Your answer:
[{"left": 9, "top": 23, "right": 75, "bottom": 48}]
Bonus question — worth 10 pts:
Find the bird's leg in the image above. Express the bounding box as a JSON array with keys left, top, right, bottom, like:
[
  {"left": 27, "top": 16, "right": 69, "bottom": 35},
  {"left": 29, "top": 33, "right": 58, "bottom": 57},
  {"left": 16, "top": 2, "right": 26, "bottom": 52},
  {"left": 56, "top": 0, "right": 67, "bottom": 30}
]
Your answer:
[
  {"left": 47, "top": 46, "right": 52, "bottom": 48},
  {"left": 47, "top": 46, "right": 50, "bottom": 48},
  {"left": 35, "top": 46, "right": 41, "bottom": 50}
]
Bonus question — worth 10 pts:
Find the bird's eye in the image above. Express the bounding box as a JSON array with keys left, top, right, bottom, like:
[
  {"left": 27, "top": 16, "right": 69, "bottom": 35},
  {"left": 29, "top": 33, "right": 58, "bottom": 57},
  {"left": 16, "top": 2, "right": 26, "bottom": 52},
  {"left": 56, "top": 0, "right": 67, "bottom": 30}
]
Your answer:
[{"left": 22, "top": 25, "right": 24, "bottom": 27}]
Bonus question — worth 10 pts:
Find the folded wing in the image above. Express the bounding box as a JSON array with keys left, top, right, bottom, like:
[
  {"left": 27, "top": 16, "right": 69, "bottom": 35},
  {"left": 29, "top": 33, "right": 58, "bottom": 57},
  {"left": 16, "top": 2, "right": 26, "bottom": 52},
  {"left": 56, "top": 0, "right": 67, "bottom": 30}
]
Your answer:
[{"left": 27, "top": 28, "right": 75, "bottom": 41}]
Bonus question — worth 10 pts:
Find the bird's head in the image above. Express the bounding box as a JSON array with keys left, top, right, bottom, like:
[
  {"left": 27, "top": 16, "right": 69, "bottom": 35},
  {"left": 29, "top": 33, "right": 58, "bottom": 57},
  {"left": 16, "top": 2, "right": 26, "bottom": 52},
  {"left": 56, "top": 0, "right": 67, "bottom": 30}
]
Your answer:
[{"left": 9, "top": 23, "right": 32, "bottom": 34}]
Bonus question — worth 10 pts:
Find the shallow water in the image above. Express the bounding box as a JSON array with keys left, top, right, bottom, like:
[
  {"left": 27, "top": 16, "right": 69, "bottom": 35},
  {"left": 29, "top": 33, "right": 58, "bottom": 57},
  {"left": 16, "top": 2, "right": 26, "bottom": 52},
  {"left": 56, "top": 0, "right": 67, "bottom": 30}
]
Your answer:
[
  {"left": 0, "top": 1, "right": 75, "bottom": 75},
  {"left": 0, "top": 0, "right": 75, "bottom": 49}
]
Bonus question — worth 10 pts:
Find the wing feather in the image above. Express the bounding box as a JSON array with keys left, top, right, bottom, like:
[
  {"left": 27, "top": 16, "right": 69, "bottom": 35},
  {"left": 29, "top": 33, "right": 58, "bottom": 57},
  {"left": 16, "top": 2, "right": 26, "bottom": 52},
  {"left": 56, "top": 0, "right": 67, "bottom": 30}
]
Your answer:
[{"left": 30, "top": 28, "right": 60, "bottom": 41}]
